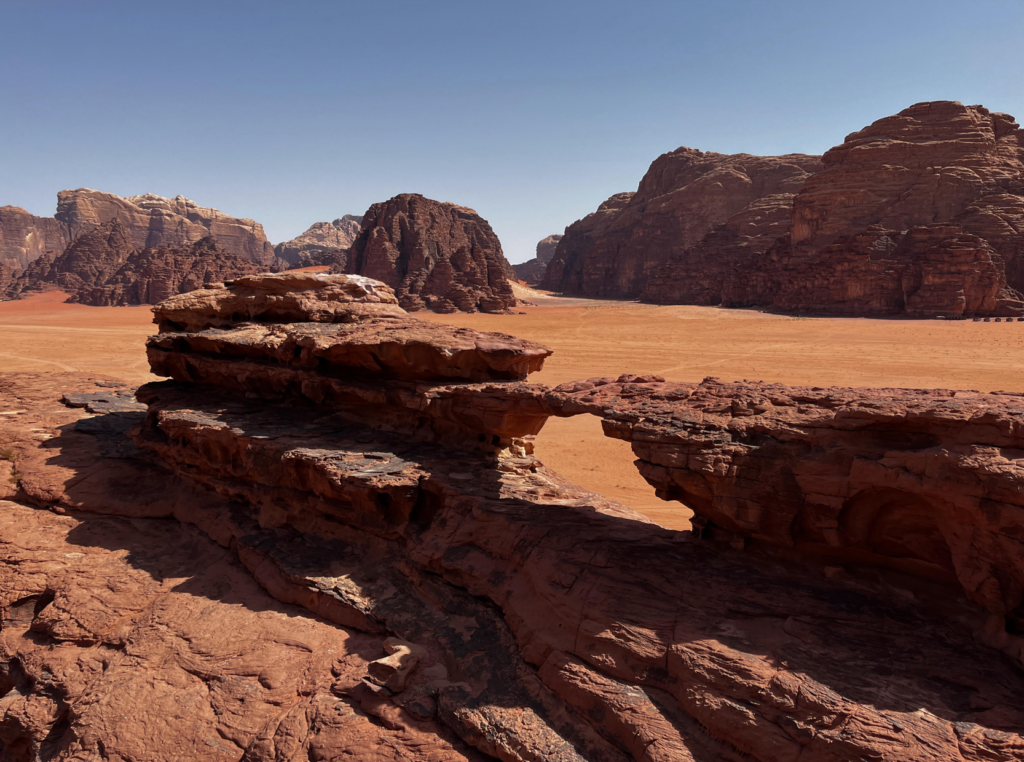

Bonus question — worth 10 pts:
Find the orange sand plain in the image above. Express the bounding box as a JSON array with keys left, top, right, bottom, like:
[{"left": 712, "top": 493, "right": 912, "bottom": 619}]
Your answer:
[{"left": 4, "top": 290, "right": 1024, "bottom": 529}]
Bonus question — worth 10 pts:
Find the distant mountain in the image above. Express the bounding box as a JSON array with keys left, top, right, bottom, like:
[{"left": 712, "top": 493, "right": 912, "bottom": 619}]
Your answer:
[
  {"left": 0, "top": 189, "right": 276, "bottom": 275},
  {"left": 275, "top": 215, "right": 363, "bottom": 265},
  {"left": 513, "top": 234, "right": 562, "bottom": 285}
]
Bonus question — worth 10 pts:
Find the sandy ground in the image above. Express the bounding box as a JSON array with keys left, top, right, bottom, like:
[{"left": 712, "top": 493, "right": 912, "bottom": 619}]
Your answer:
[{"left": 4, "top": 288, "right": 1024, "bottom": 529}]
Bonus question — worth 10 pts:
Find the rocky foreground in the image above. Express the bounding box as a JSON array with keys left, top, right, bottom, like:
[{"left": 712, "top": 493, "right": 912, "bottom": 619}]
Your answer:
[{"left": 0, "top": 273, "right": 1022, "bottom": 761}]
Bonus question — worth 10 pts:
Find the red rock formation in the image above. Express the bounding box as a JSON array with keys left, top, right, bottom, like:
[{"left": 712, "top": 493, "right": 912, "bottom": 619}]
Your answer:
[
  {"left": 55, "top": 189, "right": 276, "bottom": 265},
  {"left": 513, "top": 234, "right": 562, "bottom": 285},
  {"left": 542, "top": 152, "right": 821, "bottom": 298},
  {"left": 743, "top": 102, "right": 1024, "bottom": 317},
  {"left": 2, "top": 276, "right": 1024, "bottom": 759},
  {"left": 0, "top": 206, "right": 69, "bottom": 273},
  {"left": 4, "top": 222, "right": 265, "bottom": 305},
  {"left": 275, "top": 215, "right": 363, "bottom": 265},
  {"left": 346, "top": 194, "right": 516, "bottom": 313},
  {"left": 5, "top": 221, "right": 135, "bottom": 298}
]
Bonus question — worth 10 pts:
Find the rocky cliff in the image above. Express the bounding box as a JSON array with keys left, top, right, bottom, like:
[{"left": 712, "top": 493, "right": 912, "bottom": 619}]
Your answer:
[
  {"left": 4, "top": 220, "right": 265, "bottom": 305},
  {"left": 345, "top": 194, "right": 516, "bottom": 313},
  {"left": 740, "top": 101, "right": 1024, "bottom": 317},
  {"left": 275, "top": 215, "right": 362, "bottom": 265},
  {"left": 55, "top": 189, "right": 277, "bottom": 265},
  {"left": 513, "top": 234, "right": 562, "bottom": 284},
  {"left": 0, "top": 206, "right": 70, "bottom": 272},
  {"left": 541, "top": 152, "right": 821, "bottom": 298},
  {"left": 1, "top": 272, "right": 1019, "bottom": 760}
]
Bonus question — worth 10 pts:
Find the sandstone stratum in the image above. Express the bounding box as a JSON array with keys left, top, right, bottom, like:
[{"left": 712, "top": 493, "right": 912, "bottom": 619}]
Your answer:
[{"left": 0, "top": 272, "right": 1021, "bottom": 760}]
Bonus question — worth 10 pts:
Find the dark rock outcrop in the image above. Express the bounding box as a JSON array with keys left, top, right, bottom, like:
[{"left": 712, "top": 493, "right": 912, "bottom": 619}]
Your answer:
[
  {"left": 275, "top": 215, "right": 363, "bottom": 265},
  {"left": 0, "top": 206, "right": 70, "bottom": 272},
  {"left": 541, "top": 152, "right": 821, "bottom": 298},
  {"left": 346, "top": 194, "right": 517, "bottom": 313},
  {"left": 513, "top": 234, "right": 562, "bottom": 285}
]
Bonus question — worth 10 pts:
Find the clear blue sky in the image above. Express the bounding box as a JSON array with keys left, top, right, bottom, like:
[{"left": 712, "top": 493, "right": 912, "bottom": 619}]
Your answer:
[{"left": 2, "top": 1, "right": 1022, "bottom": 264}]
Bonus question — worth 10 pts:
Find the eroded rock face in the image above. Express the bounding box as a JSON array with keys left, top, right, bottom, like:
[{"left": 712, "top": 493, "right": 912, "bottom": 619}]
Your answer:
[
  {"left": 541, "top": 152, "right": 821, "bottom": 298},
  {"left": 0, "top": 206, "right": 69, "bottom": 272},
  {"left": 2, "top": 275, "right": 1024, "bottom": 760},
  {"left": 275, "top": 215, "right": 363, "bottom": 265},
  {"left": 55, "top": 189, "right": 276, "bottom": 265},
  {"left": 4, "top": 222, "right": 266, "bottom": 305},
  {"left": 346, "top": 194, "right": 517, "bottom": 313},
  {"left": 513, "top": 234, "right": 562, "bottom": 285},
  {"left": 745, "top": 102, "right": 1024, "bottom": 317}
]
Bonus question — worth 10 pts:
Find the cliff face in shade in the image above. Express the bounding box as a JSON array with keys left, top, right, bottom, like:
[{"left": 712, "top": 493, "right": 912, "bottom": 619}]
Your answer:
[
  {"left": 0, "top": 205, "right": 71, "bottom": 272},
  {"left": 345, "top": 194, "right": 516, "bottom": 313},
  {"left": 513, "top": 234, "right": 562, "bottom": 284},
  {"left": 740, "top": 101, "right": 1024, "bottom": 317},
  {"left": 541, "top": 152, "right": 822, "bottom": 298},
  {"left": 4, "top": 220, "right": 265, "bottom": 305},
  {"left": 55, "top": 189, "right": 277, "bottom": 265},
  {"left": 275, "top": 215, "right": 363, "bottom": 265}
]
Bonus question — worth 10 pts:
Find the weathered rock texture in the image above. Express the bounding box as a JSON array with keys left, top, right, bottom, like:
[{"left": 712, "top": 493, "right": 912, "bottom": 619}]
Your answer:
[
  {"left": 513, "top": 234, "right": 562, "bottom": 285},
  {"left": 643, "top": 101, "right": 1024, "bottom": 316},
  {"left": 346, "top": 194, "right": 517, "bottom": 313},
  {"left": 275, "top": 215, "right": 362, "bottom": 265},
  {"left": 0, "top": 206, "right": 70, "bottom": 273},
  {"left": 541, "top": 152, "right": 821, "bottom": 298},
  {"left": 2, "top": 275, "right": 1024, "bottom": 760},
  {"left": 742, "top": 101, "right": 1024, "bottom": 317},
  {"left": 4, "top": 221, "right": 265, "bottom": 305},
  {"left": 55, "top": 189, "right": 276, "bottom": 265}
]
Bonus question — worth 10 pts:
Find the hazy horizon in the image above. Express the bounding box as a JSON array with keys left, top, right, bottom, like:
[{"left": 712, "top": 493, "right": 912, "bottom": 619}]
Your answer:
[{"left": 3, "top": 0, "right": 1023, "bottom": 264}]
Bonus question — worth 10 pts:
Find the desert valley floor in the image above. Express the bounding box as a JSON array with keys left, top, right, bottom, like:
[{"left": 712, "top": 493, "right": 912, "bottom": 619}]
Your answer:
[{"left": 4, "top": 288, "right": 1024, "bottom": 530}]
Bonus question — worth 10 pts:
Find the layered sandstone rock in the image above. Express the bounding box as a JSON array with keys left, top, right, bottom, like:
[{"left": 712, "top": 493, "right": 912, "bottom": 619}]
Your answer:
[
  {"left": 546, "top": 375, "right": 1024, "bottom": 625},
  {"left": 3, "top": 276, "right": 1024, "bottom": 759},
  {"left": 346, "top": 194, "right": 516, "bottom": 313},
  {"left": 743, "top": 101, "right": 1024, "bottom": 317},
  {"left": 275, "top": 215, "right": 362, "bottom": 265},
  {"left": 4, "top": 221, "right": 265, "bottom": 305},
  {"left": 513, "top": 234, "right": 562, "bottom": 285},
  {"left": 542, "top": 152, "right": 821, "bottom": 298},
  {"left": 0, "top": 206, "right": 69, "bottom": 272},
  {"left": 55, "top": 189, "right": 276, "bottom": 264}
]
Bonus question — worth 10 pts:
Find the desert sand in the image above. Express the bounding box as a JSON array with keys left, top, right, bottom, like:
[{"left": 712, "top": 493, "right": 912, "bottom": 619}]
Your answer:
[{"left": 4, "top": 288, "right": 1024, "bottom": 529}]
